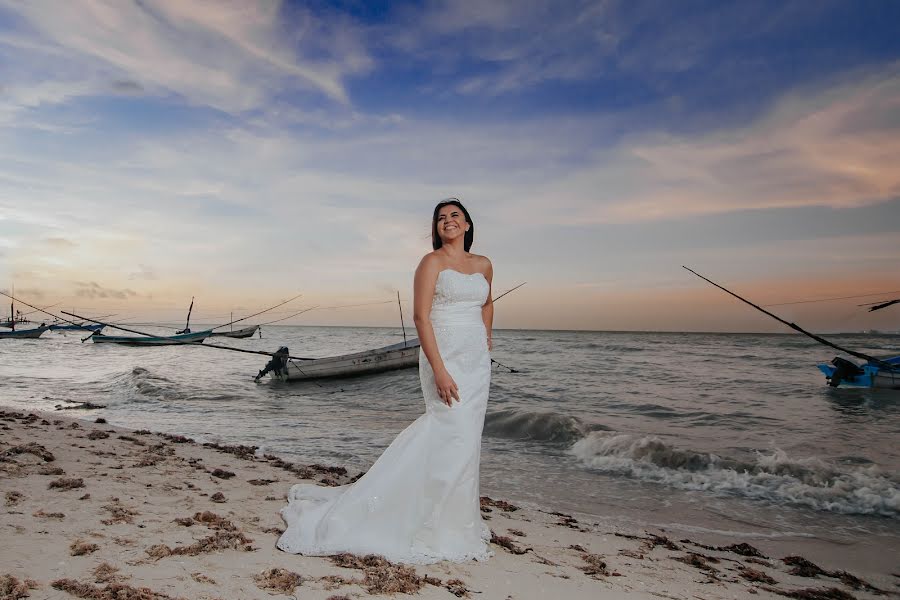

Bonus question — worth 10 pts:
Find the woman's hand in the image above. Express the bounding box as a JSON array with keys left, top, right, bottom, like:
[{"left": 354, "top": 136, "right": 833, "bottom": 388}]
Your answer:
[
  {"left": 487, "top": 335, "right": 493, "bottom": 351},
  {"left": 434, "top": 368, "right": 460, "bottom": 406}
]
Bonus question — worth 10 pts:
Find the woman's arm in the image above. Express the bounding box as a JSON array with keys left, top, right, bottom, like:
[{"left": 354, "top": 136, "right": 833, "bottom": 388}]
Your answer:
[
  {"left": 481, "top": 259, "right": 494, "bottom": 351},
  {"left": 413, "top": 256, "right": 459, "bottom": 406}
]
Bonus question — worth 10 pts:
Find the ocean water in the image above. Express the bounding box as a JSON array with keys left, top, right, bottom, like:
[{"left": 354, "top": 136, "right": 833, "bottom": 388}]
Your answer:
[{"left": 2, "top": 327, "right": 898, "bottom": 573}]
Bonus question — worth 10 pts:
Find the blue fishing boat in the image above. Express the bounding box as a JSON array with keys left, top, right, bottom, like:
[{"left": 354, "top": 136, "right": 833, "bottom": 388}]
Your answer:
[
  {"left": 89, "top": 329, "right": 212, "bottom": 346},
  {"left": 818, "top": 356, "right": 900, "bottom": 389},
  {"left": 49, "top": 323, "right": 105, "bottom": 332}
]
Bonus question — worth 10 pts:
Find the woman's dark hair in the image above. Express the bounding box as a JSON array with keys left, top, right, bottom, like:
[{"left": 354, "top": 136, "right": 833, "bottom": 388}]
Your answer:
[{"left": 432, "top": 198, "right": 474, "bottom": 251}]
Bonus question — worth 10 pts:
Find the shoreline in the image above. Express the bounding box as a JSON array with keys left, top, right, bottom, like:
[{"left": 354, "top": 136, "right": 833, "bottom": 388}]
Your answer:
[{"left": 1, "top": 408, "right": 895, "bottom": 599}]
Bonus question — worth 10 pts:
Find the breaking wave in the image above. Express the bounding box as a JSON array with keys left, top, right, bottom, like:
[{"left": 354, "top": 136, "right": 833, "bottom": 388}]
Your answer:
[
  {"left": 570, "top": 432, "right": 900, "bottom": 517},
  {"left": 483, "top": 408, "right": 608, "bottom": 445}
]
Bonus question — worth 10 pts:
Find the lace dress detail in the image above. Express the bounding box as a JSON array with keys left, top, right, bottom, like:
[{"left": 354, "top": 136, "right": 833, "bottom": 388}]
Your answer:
[{"left": 276, "top": 269, "right": 493, "bottom": 564}]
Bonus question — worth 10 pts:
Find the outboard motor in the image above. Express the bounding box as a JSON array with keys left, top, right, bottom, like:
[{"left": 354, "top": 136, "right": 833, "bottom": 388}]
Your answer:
[
  {"left": 255, "top": 346, "right": 289, "bottom": 382},
  {"left": 828, "top": 356, "right": 864, "bottom": 387}
]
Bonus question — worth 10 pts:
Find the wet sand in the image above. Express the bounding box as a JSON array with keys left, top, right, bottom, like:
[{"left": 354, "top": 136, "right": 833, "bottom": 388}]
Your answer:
[{"left": 1, "top": 409, "right": 895, "bottom": 599}]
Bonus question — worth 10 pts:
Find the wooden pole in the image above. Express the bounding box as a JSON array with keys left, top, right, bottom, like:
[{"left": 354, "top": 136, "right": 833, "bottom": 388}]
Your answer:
[{"left": 397, "top": 291, "right": 407, "bottom": 347}]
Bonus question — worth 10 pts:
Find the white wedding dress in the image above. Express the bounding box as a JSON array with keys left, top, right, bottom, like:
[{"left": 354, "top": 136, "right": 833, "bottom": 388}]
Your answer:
[{"left": 277, "top": 269, "right": 493, "bottom": 564}]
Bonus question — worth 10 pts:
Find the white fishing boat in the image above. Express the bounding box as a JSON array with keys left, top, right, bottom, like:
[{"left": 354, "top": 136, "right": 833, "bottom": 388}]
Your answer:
[
  {"left": 256, "top": 339, "right": 420, "bottom": 382},
  {"left": 0, "top": 324, "right": 50, "bottom": 339},
  {"left": 210, "top": 324, "right": 259, "bottom": 339},
  {"left": 89, "top": 329, "right": 212, "bottom": 346}
]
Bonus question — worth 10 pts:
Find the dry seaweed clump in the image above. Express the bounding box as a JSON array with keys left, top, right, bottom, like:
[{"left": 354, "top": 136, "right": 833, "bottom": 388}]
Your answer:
[
  {"left": 445, "top": 578, "right": 471, "bottom": 598},
  {"left": 92, "top": 563, "right": 123, "bottom": 584},
  {"left": 479, "top": 496, "right": 519, "bottom": 512},
  {"left": 490, "top": 531, "right": 531, "bottom": 555},
  {"left": 580, "top": 553, "right": 609, "bottom": 578},
  {"left": 146, "top": 531, "right": 254, "bottom": 559},
  {"left": 329, "top": 553, "right": 425, "bottom": 595},
  {"left": 51, "top": 578, "right": 186, "bottom": 600},
  {"left": 3, "top": 443, "right": 55, "bottom": 462},
  {"left": 191, "top": 511, "right": 237, "bottom": 531},
  {"left": 0, "top": 574, "right": 38, "bottom": 599},
  {"left": 70, "top": 541, "right": 100, "bottom": 556},
  {"left": 762, "top": 586, "right": 857, "bottom": 600},
  {"left": 4, "top": 491, "right": 23, "bottom": 507},
  {"left": 49, "top": 477, "right": 85, "bottom": 491},
  {"left": 101, "top": 499, "right": 137, "bottom": 525},
  {"left": 253, "top": 568, "right": 303, "bottom": 594}
]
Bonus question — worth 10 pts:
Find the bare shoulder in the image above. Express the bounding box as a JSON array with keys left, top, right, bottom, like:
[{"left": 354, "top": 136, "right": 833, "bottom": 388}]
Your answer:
[
  {"left": 470, "top": 254, "right": 492, "bottom": 274},
  {"left": 416, "top": 252, "right": 443, "bottom": 276}
]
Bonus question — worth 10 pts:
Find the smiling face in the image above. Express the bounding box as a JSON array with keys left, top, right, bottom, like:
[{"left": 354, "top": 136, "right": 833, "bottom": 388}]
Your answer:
[{"left": 436, "top": 204, "right": 469, "bottom": 243}]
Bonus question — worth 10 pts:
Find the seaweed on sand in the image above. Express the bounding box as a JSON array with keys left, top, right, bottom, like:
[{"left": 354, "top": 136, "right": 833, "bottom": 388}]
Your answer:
[
  {"left": 145, "top": 531, "right": 254, "bottom": 559},
  {"left": 4, "top": 491, "right": 23, "bottom": 507},
  {"left": 100, "top": 499, "right": 137, "bottom": 525},
  {"left": 490, "top": 531, "right": 531, "bottom": 555},
  {"left": 0, "top": 574, "right": 38, "bottom": 599},
  {"left": 70, "top": 541, "right": 100, "bottom": 556},
  {"left": 91, "top": 563, "right": 123, "bottom": 584},
  {"left": 329, "top": 553, "right": 426, "bottom": 595},
  {"left": 49, "top": 477, "right": 84, "bottom": 491},
  {"left": 3, "top": 443, "right": 55, "bottom": 462},
  {"left": 191, "top": 511, "right": 237, "bottom": 531},
  {"left": 253, "top": 568, "right": 303, "bottom": 594},
  {"left": 51, "top": 578, "right": 186, "bottom": 600}
]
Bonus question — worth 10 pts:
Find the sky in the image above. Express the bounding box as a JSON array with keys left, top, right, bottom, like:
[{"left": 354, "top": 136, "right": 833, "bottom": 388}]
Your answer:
[{"left": 1, "top": 0, "right": 899, "bottom": 332}]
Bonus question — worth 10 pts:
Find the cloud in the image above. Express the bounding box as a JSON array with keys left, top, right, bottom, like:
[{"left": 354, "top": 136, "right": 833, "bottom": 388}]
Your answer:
[
  {"left": 516, "top": 65, "right": 900, "bottom": 224},
  {"left": 128, "top": 264, "right": 157, "bottom": 281},
  {"left": 73, "top": 281, "right": 138, "bottom": 300},
  {"left": 1, "top": 0, "right": 372, "bottom": 111}
]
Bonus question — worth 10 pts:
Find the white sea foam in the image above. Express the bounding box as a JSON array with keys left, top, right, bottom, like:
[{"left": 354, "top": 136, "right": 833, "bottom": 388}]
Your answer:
[{"left": 570, "top": 431, "right": 900, "bottom": 517}]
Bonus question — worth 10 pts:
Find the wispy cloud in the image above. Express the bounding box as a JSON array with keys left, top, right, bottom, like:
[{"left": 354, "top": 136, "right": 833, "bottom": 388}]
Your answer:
[
  {"left": 517, "top": 65, "right": 900, "bottom": 224},
  {"left": 1, "top": 0, "right": 371, "bottom": 111}
]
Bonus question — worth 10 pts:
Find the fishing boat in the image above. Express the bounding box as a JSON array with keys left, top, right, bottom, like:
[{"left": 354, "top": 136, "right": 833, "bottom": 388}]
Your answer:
[
  {"left": 0, "top": 324, "right": 50, "bottom": 339},
  {"left": 210, "top": 324, "right": 259, "bottom": 339},
  {"left": 1, "top": 294, "right": 49, "bottom": 339},
  {"left": 817, "top": 356, "right": 900, "bottom": 389},
  {"left": 89, "top": 329, "right": 212, "bottom": 346},
  {"left": 49, "top": 323, "right": 105, "bottom": 332},
  {"left": 256, "top": 339, "right": 421, "bottom": 382}
]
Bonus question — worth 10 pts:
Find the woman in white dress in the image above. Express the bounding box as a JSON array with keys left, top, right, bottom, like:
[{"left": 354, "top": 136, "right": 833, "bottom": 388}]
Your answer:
[{"left": 276, "top": 198, "right": 494, "bottom": 564}]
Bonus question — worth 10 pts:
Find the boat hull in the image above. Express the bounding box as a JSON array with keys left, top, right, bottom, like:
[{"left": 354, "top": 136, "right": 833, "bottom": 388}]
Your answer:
[
  {"left": 210, "top": 325, "right": 259, "bottom": 339},
  {"left": 817, "top": 356, "right": 900, "bottom": 390},
  {"left": 50, "top": 323, "right": 105, "bottom": 332},
  {"left": 0, "top": 325, "right": 50, "bottom": 339},
  {"left": 275, "top": 339, "right": 420, "bottom": 381},
  {"left": 90, "top": 330, "right": 212, "bottom": 346}
]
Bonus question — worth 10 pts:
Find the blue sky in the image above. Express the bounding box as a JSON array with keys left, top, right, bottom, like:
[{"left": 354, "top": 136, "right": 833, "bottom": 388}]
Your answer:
[{"left": 1, "top": 0, "right": 899, "bottom": 331}]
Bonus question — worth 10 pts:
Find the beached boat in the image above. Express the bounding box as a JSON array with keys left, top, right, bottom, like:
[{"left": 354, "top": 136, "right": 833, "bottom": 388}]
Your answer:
[
  {"left": 89, "top": 329, "right": 212, "bottom": 346},
  {"left": 210, "top": 325, "right": 259, "bottom": 339},
  {"left": 257, "top": 339, "right": 420, "bottom": 382},
  {"left": 0, "top": 325, "right": 50, "bottom": 339}
]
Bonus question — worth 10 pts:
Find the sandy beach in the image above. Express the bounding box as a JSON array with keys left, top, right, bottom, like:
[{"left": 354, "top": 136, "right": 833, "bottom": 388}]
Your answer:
[{"left": 1, "top": 408, "right": 895, "bottom": 600}]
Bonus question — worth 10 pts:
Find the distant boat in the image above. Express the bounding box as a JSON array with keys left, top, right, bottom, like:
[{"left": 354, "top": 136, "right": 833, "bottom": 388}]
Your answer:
[
  {"left": 256, "top": 339, "right": 420, "bottom": 382},
  {"left": 210, "top": 324, "right": 259, "bottom": 339},
  {"left": 89, "top": 329, "right": 212, "bottom": 346},
  {"left": 1, "top": 292, "right": 48, "bottom": 339},
  {"left": 49, "top": 323, "right": 105, "bottom": 332},
  {"left": 0, "top": 325, "right": 50, "bottom": 339}
]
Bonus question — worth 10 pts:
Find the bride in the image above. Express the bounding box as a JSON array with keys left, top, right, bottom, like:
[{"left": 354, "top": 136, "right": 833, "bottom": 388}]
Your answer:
[{"left": 276, "top": 198, "right": 494, "bottom": 564}]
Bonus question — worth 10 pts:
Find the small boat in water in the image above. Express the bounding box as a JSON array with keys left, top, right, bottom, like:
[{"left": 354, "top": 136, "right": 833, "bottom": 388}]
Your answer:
[
  {"left": 210, "top": 325, "right": 259, "bottom": 339},
  {"left": 256, "top": 339, "right": 420, "bottom": 382},
  {"left": 0, "top": 324, "right": 50, "bottom": 339},
  {"left": 817, "top": 356, "right": 900, "bottom": 389},
  {"left": 90, "top": 329, "right": 212, "bottom": 346},
  {"left": 49, "top": 323, "right": 105, "bottom": 332}
]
